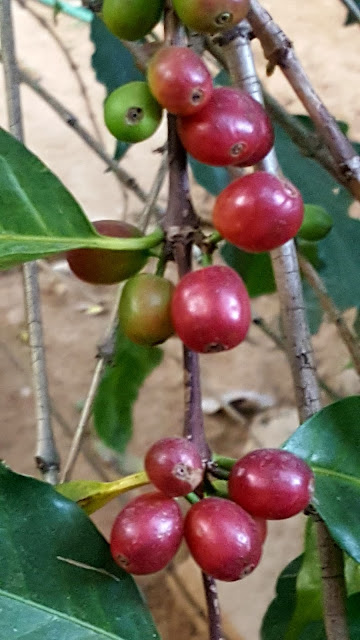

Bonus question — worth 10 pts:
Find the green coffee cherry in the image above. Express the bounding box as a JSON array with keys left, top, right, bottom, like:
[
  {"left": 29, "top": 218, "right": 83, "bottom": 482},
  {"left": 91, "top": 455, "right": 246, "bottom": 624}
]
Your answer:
[
  {"left": 104, "top": 82, "right": 162, "bottom": 143},
  {"left": 102, "top": 0, "right": 163, "bottom": 41},
  {"left": 297, "top": 205, "right": 333, "bottom": 241}
]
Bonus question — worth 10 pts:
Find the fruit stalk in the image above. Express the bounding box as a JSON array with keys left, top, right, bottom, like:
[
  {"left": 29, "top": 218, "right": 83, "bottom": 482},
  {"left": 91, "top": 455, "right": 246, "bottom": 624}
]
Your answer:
[
  {"left": 219, "top": 22, "right": 349, "bottom": 640},
  {"left": 248, "top": 0, "right": 360, "bottom": 201},
  {"left": 0, "top": 0, "right": 60, "bottom": 484}
]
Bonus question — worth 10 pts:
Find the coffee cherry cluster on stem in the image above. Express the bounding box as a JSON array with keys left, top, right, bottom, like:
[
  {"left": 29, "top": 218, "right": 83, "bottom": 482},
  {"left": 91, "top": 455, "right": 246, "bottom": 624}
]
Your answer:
[{"left": 110, "top": 440, "right": 314, "bottom": 581}]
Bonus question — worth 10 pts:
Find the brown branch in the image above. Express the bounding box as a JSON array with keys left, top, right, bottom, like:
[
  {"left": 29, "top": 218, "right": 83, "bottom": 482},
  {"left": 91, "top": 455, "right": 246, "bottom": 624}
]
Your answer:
[
  {"left": 15, "top": 0, "right": 105, "bottom": 145},
  {"left": 298, "top": 253, "right": 360, "bottom": 377},
  {"left": 248, "top": 0, "right": 360, "bottom": 201},
  {"left": 218, "top": 23, "right": 349, "bottom": 640},
  {"left": 163, "top": 7, "right": 221, "bottom": 640},
  {"left": 0, "top": 52, "right": 164, "bottom": 214},
  {"left": 0, "top": 0, "right": 60, "bottom": 483}
]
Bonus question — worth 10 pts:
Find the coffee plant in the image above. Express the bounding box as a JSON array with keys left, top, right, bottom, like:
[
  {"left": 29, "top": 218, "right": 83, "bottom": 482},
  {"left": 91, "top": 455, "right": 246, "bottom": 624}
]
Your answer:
[{"left": 1, "top": 0, "right": 360, "bottom": 638}]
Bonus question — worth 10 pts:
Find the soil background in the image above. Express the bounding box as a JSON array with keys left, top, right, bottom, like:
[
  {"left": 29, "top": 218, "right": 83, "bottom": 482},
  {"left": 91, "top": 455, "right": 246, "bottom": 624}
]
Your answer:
[{"left": 1, "top": 1, "right": 360, "bottom": 639}]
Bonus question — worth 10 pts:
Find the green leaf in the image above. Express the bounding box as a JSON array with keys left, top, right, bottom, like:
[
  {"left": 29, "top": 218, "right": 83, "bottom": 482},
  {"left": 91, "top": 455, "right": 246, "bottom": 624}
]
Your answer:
[
  {"left": 274, "top": 121, "right": 360, "bottom": 333},
  {"left": 345, "top": 0, "right": 360, "bottom": 25},
  {"left": 0, "top": 464, "right": 159, "bottom": 639},
  {"left": 189, "top": 156, "right": 231, "bottom": 196},
  {"left": 261, "top": 556, "right": 303, "bottom": 640},
  {"left": 91, "top": 16, "right": 143, "bottom": 95},
  {"left": 0, "top": 129, "right": 160, "bottom": 269},
  {"left": 284, "top": 520, "right": 322, "bottom": 640},
  {"left": 353, "top": 308, "right": 360, "bottom": 339},
  {"left": 284, "top": 396, "right": 360, "bottom": 562},
  {"left": 93, "top": 327, "right": 163, "bottom": 452},
  {"left": 57, "top": 472, "right": 149, "bottom": 514},
  {"left": 221, "top": 243, "right": 276, "bottom": 297}
]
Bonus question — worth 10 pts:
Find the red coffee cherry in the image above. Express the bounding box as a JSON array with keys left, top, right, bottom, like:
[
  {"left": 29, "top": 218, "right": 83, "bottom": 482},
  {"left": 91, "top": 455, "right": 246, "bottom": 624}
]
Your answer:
[
  {"left": 66, "top": 220, "right": 147, "bottom": 284},
  {"left": 228, "top": 449, "right": 314, "bottom": 520},
  {"left": 110, "top": 492, "right": 184, "bottom": 575},
  {"left": 171, "top": 265, "right": 251, "bottom": 353},
  {"left": 212, "top": 172, "right": 304, "bottom": 252},
  {"left": 147, "top": 46, "right": 213, "bottom": 116},
  {"left": 253, "top": 516, "right": 268, "bottom": 545},
  {"left": 119, "top": 273, "right": 175, "bottom": 346},
  {"left": 177, "top": 87, "right": 274, "bottom": 167},
  {"left": 145, "top": 437, "right": 205, "bottom": 497},
  {"left": 184, "top": 497, "right": 262, "bottom": 581}
]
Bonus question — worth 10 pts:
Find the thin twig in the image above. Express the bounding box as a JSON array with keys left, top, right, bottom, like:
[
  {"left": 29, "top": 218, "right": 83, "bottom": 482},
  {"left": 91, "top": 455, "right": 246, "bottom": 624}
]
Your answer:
[
  {"left": 219, "top": 22, "right": 349, "bottom": 640},
  {"left": 0, "top": 53, "right": 164, "bottom": 215},
  {"left": 61, "top": 285, "right": 121, "bottom": 483},
  {"left": 252, "top": 317, "right": 342, "bottom": 402},
  {"left": 139, "top": 150, "right": 168, "bottom": 232},
  {"left": 338, "top": 0, "right": 360, "bottom": 24},
  {"left": 247, "top": 0, "right": 360, "bottom": 201},
  {"left": 15, "top": 0, "right": 105, "bottom": 144},
  {"left": 0, "top": 0, "right": 60, "bottom": 484},
  {"left": 298, "top": 253, "right": 360, "bottom": 377}
]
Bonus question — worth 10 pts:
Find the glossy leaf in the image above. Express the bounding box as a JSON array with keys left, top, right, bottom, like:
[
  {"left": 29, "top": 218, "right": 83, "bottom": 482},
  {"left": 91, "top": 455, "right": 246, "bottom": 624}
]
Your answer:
[
  {"left": 57, "top": 471, "right": 149, "bottom": 514},
  {"left": 0, "top": 129, "right": 158, "bottom": 269},
  {"left": 93, "top": 327, "right": 163, "bottom": 452},
  {"left": 0, "top": 464, "right": 159, "bottom": 639},
  {"left": 221, "top": 243, "right": 276, "bottom": 298},
  {"left": 189, "top": 156, "right": 231, "bottom": 196},
  {"left": 284, "top": 396, "right": 360, "bottom": 561},
  {"left": 345, "top": 0, "right": 360, "bottom": 25},
  {"left": 90, "top": 16, "right": 143, "bottom": 95},
  {"left": 261, "top": 556, "right": 303, "bottom": 640},
  {"left": 284, "top": 521, "right": 322, "bottom": 640}
]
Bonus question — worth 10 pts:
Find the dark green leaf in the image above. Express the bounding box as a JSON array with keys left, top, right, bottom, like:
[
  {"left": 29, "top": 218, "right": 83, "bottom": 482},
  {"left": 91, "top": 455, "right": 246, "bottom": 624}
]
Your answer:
[
  {"left": 284, "top": 396, "right": 360, "bottom": 562},
  {"left": 261, "top": 556, "right": 303, "bottom": 640},
  {"left": 353, "top": 308, "right": 360, "bottom": 339},
  {"left": 0, "top": 129, "right": 151, "bottom": 269},
  {"left": 221, "top": 243, "right": 276, "bottom": 297},
  {"left": 0, "top": 464, "right": 159, "bottom": 639},
  {"left": 284, "top": 521, "right": 322, "bottom": 640},
  {"left": 93, "top": 327, "right": 163, "bottom": 452},
  {"left": 299, "top": 594, "right": 360, "bottom": 640},
  {"left": 274, "top": 121, "right": 360, "bottom": 328},
  {"left": 189, "top": 156, "right": 231, "bottom": 196},
  {"left": 91, "top": 16, "right": 143, "bottom": 95},
  {"left": 345, "top": 0, "right": 360, "bottom": 25}
]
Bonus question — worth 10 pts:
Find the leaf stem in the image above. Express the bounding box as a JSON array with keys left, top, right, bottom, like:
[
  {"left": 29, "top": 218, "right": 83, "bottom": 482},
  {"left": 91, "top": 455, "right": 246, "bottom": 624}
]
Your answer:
[
  {"left": 0, "top": 0, "right": 60, "bottom": 483},
  {"left": 219, "top": 21, "right": 349, "bottom": 640}
]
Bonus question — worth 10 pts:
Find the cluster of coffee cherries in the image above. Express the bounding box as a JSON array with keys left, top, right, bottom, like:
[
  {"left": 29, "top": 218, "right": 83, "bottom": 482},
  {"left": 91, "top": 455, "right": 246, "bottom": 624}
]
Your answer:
[{"left": 109, "top": 437, "right": 314, "bottom": 581}]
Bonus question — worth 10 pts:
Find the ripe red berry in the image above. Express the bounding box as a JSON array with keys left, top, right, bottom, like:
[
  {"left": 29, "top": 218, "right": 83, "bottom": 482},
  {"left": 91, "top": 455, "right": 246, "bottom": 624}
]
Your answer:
[
  {"left": 171, "top": 265, "right": 251, "bottom": 353},
  {"left": 212, "top": 172, "right": 304, "bottom": 253},
  {"left": 228, "top": 449, "right": 314, "bottom": 520},
  {"left": 172, "top": 0, "right": 250, "bottom": 35},
  {"left": 177, "top": 87, "right": 274, "bottom": 167},
  {"left": 147, "top": 46, "right": 213, "bottom": 116},
  {"left": 253, "top": 516, "right": 268, "bottom": 545},
  {"left": 66, "top": 220, "right": 147, "bottom": 284},
  {"left": 145, "top": 437, "right": 205, "bottom": 497},
  {"left": 110, "top": 492, "right": 184, "bottom": 575},
  {"left": 184, "top": 497, "right": 262, "bottom": 581},
  {"left": 119, "top": 273, "right": 175, "bottom": 346}
]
